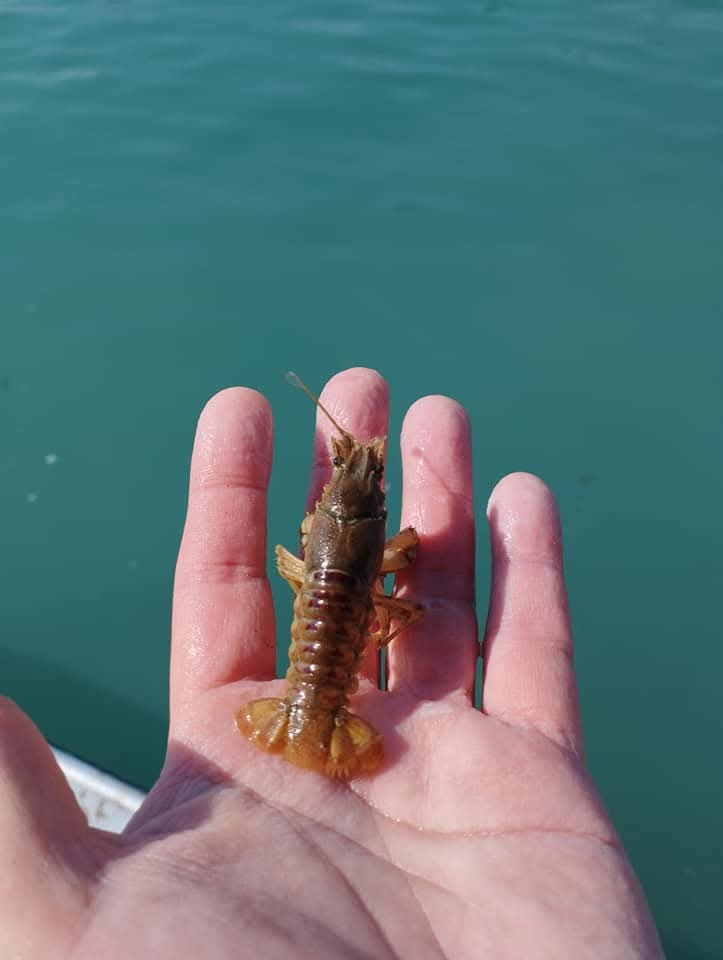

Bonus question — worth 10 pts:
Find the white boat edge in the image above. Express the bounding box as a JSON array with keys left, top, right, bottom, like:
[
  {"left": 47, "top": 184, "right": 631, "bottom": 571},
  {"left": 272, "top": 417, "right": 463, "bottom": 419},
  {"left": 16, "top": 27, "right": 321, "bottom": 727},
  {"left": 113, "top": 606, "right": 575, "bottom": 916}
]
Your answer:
[{"left": 53, "top": 747, "right": 146, "bottom": 833}]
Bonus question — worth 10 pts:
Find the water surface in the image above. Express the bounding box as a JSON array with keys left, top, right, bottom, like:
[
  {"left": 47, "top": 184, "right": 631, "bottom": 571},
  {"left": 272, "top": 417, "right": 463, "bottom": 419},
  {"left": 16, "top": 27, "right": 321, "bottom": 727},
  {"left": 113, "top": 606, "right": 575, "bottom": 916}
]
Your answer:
[{"left": 1, "top": 2, "right": 722, "bottom": 955}]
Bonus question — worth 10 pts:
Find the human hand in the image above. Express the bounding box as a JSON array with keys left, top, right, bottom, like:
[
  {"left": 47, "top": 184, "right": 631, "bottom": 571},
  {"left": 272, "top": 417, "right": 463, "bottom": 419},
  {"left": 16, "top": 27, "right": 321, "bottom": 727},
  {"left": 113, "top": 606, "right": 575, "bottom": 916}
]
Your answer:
[{"left": 0, "top": 368, "right": 663, "bottom": 958}]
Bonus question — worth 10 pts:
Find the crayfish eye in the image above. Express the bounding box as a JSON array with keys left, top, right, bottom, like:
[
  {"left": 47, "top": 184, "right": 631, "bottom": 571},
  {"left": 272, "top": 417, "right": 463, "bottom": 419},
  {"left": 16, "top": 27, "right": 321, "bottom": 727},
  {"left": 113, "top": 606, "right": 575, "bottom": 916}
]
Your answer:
[{"left": 332, "top": 456, "right": 344, "bottom": 467}]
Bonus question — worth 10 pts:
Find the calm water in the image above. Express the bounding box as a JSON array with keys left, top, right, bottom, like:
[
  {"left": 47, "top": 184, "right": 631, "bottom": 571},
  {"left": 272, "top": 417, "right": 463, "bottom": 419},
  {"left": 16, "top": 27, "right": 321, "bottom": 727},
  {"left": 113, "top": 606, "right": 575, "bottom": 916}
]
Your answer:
[{"left": 2, "top": 1, "right": 722, "bottom": 954}]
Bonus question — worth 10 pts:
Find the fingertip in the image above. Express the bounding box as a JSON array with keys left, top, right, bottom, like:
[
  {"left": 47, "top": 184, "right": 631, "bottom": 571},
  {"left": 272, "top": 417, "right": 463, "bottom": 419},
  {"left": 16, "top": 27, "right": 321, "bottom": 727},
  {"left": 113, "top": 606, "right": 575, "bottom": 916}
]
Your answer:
[
  {"left": 317, "top": 368, "right": 389, "bottom": 439},
  {"left": 0, "top": 691, "right": 22, "bottom": 723},
  {"left": 400, "top": 395, "right": 472, "bottom": 495},
  {"left": 487, "top": 472, "right": 562, "bottom": 564},
  {"left": 402, "top": 394, "right": 470, "bottom": 438},
  {"left": 0, "top": 695, "right": 87, "bottom": 836},
  {"left": 197, "top": 387, "right": 272, "bottom": 441},
  {"left": 323, "top": 366, "right": 387, "bottom": 393},
  {"left": 306, "top": 368, "right": 390, "bottom": 511},
  {"left": 0, "top": 693, "right": 43, "bottom": 762},
  {"left": 487, "top": 470, "right": 558, "bottom": 513},
  {"left": 0, "top": 694, "right": 29, "bottom": 755},
  {"left": 191, "top": 387, "right": 274, "bottom": 490}
]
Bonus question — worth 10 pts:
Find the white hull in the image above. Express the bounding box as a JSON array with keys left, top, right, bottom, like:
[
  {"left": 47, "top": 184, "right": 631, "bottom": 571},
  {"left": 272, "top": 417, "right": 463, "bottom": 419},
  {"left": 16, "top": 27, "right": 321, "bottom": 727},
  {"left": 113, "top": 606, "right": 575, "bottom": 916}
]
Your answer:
[{"left": 53, "top": 748, "right": 145, "bottom": 833}]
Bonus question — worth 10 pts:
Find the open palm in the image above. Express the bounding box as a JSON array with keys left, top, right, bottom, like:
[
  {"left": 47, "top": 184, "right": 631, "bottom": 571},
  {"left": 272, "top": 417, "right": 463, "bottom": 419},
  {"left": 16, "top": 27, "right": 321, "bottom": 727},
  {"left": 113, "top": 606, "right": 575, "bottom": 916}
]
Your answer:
[{"left": 0, "top": 369, "right": 662, "bottom": 959}]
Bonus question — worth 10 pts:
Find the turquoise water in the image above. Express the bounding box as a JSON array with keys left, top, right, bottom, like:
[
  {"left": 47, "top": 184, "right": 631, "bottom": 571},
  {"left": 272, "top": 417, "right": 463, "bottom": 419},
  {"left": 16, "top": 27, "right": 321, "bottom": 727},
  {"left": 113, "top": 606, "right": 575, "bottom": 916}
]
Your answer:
[{"left": 2, "top": 1, "right": 722, "bottom": 954}]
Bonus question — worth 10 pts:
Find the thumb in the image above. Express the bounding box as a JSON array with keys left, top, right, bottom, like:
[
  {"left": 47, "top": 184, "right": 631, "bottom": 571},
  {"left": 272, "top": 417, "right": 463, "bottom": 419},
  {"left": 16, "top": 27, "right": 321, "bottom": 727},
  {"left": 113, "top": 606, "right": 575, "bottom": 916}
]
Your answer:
[{"left": 0, "top": 696, "right": 96, "bottom": 954}]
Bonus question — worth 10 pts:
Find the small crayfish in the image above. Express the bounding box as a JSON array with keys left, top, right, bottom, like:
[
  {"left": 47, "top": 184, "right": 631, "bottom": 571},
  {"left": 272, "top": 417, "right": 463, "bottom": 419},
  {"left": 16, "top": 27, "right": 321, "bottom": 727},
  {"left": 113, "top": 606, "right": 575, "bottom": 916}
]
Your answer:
[{"left": 236, "top": 373, "right": 423, "bottom": 778}]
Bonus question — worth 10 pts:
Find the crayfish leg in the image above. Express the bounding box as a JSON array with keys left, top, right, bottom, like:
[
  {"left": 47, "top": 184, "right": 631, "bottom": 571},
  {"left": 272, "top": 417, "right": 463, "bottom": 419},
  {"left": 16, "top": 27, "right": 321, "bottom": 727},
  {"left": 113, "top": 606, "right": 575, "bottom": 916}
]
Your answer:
[
  {"left": 381, "top": 526, "right": 419, "bottom": 573},
  {"left": 372, "top": 592, "right": 424, "bottom": 647},
  {"left": 275, "top": 544, "right": 304, "bottom": 594},
  {"left": 235, "top": 698, "right": 289, "bottom": 754},
  {"left": 299, "top": 512, "right": 314, "bottom": 557}
]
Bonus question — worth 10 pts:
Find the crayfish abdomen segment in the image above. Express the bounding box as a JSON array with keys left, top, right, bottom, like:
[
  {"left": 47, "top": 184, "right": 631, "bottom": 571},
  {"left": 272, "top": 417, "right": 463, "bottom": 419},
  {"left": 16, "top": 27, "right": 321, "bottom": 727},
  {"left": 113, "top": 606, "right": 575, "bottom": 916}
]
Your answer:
[
  {"left": 236, "top": 568, "right": 385, "bottom": 777},
  {"left": 285, "top": 569, "right": 371, "bottom": 712}
]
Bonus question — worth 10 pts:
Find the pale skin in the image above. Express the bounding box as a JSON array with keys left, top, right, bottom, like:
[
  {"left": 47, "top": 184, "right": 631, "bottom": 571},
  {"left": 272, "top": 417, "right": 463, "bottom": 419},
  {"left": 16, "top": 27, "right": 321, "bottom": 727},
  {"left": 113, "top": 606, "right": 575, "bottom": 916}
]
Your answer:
[{"left": 0, "top": 368, "right": 663, "bottom": 958}]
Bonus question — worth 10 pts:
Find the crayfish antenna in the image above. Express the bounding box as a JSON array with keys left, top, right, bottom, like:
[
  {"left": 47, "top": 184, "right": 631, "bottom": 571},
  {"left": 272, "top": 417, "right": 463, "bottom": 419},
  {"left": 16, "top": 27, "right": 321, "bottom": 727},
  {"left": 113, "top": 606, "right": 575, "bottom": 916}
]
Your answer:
[{"left": 285, "top": 371, "right": 352, "bottom": 440}]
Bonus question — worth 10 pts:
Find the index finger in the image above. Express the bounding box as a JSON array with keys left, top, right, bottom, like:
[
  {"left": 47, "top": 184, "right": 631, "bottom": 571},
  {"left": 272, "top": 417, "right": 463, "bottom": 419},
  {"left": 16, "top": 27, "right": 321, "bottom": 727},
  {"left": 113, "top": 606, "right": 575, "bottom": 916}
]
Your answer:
[{"left": 170, "top": 388, "right": 276, "bottom": 724}]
